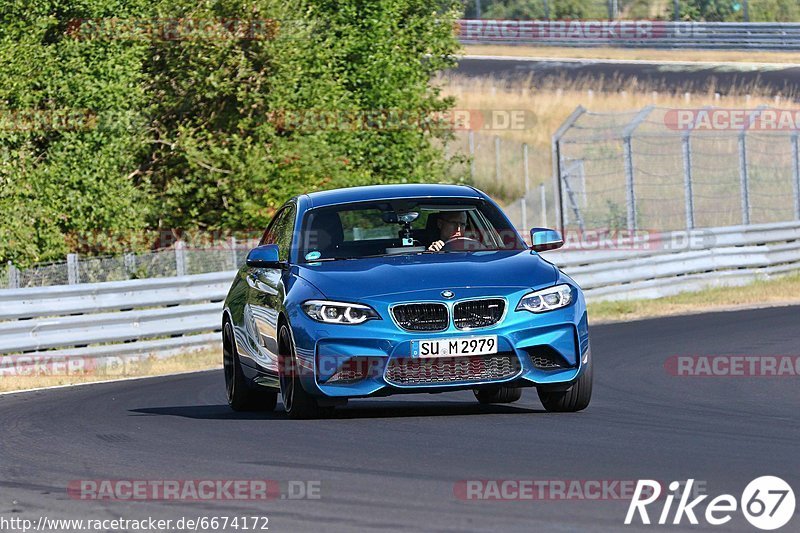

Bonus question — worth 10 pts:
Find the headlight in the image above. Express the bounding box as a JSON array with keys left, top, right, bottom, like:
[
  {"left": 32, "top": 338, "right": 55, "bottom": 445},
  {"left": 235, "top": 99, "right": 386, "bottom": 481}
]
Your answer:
[
  {"left": 517, "top": 284, "right": 573, "bottom": 313},
  {"left": 302, "top": 300, "right": 380, "bottom": 324}
]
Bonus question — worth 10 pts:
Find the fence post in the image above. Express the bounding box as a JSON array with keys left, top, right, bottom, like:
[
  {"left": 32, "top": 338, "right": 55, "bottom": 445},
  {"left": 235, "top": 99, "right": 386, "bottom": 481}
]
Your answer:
[
  {"left": 230, "top": 236, "right": 238, "bottom": 269},
  {"left": 175, "top": 240, "right": 187, "bottom": 276},
  {"left": 494, "top": 136, "right": 501, "bottom": 183},
  {"left": 623, "top": 137, "right": 637, "bottom": 232},
  {"left": 621, "top": 106, "right": 655, "bottom": 233},
  {"left": 124, "top": 253, "right": 137, "bottom": 278},
  {"left": 522, "top": 143, "right": 530, "bottom": 198},
  {"left": 738, "top": 134, "right": 750, "bottom": 225},
  {"left": 7, "top": 261, "right": 19, "bottom": 289},
  {"left": 793, "top": 134, "right": 800, "bottom": 221},
  {"left": 738, "top": 107, "right": 767, "bottom": 225},
  {"left": 67, "top": 253, "right": 79, "bottom": 285},
  {"left": 520, "top": 198, "right": 527, "bottom": 233},
  {"left": 540, "top": 183, "right": 547, "bottom": 228},
  {"left": 682, "top": 134, "right": 695, "bottom": 230},
  {"left": 468, "top": 130, "right": 476, "bottom": 182},
  {"left": 551, "top": 106, "right": 586, "bottom": 233}
]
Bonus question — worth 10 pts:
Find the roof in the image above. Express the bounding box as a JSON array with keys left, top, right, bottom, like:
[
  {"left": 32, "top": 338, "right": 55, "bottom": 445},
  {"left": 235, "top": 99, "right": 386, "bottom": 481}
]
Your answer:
[{"left": 303, "top": 184, "right": 483, "bottom": 209}]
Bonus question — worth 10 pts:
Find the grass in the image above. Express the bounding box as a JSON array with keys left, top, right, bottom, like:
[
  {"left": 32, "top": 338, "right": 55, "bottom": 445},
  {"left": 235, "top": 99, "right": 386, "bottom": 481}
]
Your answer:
[
  {"left": 588, "top": 272, "right": 800, "bottom": 324},
  {"left": 462, "top": 45, "right": 800, "bottom": 65},
  {"left": 0, "top": 346, "right": 221, "bottom": 393}
]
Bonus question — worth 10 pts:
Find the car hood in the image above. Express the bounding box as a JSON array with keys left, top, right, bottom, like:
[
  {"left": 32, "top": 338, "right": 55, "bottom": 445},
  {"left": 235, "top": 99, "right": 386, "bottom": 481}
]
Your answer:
[{"left": 295, "top": 250, "right": 558, "bottom": 300}]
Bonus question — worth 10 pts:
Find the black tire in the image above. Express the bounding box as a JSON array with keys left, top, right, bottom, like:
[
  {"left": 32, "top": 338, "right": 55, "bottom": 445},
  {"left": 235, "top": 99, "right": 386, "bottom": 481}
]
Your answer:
[
  {"left": 474, "top": 386, "right": 523, "bottom": 404},
  {"left": 224, "top": 321, "right": 277, "bottom": 412},
  {"left": 278, "top": 325, "right": 329, "bottom": 419},
  {"left": 537, "top": 362, "right": 592, "bottom": 412}
]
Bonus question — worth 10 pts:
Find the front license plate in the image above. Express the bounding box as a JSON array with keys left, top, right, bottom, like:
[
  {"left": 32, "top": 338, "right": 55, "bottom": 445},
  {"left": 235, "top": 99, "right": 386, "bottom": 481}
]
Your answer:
[{"left": 412, "top": 335, "right": 498, "bottom": 358}]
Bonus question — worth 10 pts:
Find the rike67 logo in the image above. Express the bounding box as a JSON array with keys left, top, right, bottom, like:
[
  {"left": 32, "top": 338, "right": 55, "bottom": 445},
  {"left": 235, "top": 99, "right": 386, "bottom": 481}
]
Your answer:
[{"left": 625, "top": 477, "right": 795, "bottom": 530}]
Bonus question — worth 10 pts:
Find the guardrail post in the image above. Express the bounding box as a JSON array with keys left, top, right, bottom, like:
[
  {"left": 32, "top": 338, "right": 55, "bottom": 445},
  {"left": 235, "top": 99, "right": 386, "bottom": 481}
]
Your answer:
[
  {"left": 682, "top": 133, "right": 695, "bottom": 230},
  {"left": 67, "top": 253, "right": 79, "bottom": 285},
  {"left": 540, "top": 183, "right": 547, "bottom": 228},
  {"left": 468, "top": 130, "right": 476, "bottom": 181},
  {"left": 792, "top": 133, "right": 800, "bottom": 221},
  {"left": 175, "top": 240, "right": 186, "bottom": 276},
  {"left": 7, "top": 261, "right": 19, "bottom": 289},
  {"left": 494, "top": 136, "right": 501, "bottom": 183},
  {"left": 230, "top": 236, "right": 238, "bottom": 269}
]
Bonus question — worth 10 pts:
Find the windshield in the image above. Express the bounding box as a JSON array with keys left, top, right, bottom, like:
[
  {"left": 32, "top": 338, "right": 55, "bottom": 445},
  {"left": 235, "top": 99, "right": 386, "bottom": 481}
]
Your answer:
[{"left": 299, "top": 198, "right": 525, "bottom": 262}]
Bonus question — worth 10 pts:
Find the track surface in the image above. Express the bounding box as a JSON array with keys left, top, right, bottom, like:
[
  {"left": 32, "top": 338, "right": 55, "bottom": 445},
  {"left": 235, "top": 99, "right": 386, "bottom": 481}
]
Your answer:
[
  {"left": 454, "top": 56, "right": 800, "bottom": 96},
  {"left": 1, "top": 306, "right": 798, "bottom": 532}
]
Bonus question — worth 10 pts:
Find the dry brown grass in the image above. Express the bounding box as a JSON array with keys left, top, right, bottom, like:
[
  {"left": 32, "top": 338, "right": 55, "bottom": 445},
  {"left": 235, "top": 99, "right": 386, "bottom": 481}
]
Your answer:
[
  {"left": 0, "top": 346, "right": 221, "bottom": 393},
  {"left": 438, "top": 74, "right": 792, "bottom": 202},
  {"left": 463, "top": 45, "right": 800, "bottom": 65}
]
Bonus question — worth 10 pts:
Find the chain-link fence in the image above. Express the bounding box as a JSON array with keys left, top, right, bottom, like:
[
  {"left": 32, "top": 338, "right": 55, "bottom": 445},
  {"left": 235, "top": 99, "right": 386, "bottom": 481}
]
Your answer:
[
  {"left": 553, "top": 106, "right": 800, "bottom": 233},
  {"left": 444, "top": 130, "right": 553, "bottom": 231},
  {"left": 5, "top": 239, "right": 258, "bottom": 289}
]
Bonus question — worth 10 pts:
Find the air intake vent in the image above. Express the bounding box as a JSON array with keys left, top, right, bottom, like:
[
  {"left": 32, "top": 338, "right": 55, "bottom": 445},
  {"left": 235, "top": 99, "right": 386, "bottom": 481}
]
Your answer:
[
  {"left": 453, "top": 299, "right": 505, "bottom": 329},
  {"left": 392, "top": 303, "right": 449, "bottom": 332},
  {"left": 385, "top": 355, "right": 521, "bottom": 385}
]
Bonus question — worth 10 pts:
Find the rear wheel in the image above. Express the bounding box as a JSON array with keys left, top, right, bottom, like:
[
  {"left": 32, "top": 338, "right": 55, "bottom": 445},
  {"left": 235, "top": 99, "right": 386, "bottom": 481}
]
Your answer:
[
  {"left": 537, "top": 362, "right": 592, "bottom": 412},
  {"left": 474, "top": 386, "right": 522, "bottom": 404},
  {"left": 278, "top": 325, "right": 329, "bottom": 419},
  {"left": 223, "top": 321, "right": 277, "bottom": 412}
]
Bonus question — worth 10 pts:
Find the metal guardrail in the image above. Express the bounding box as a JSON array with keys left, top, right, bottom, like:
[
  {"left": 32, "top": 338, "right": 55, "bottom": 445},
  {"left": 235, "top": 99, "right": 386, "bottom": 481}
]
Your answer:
[
  {"left": 458, "top": 20, "right": 800, "bottom": 50},
  {"left": 0, "top": 221, "right": 797, "bottom": 360},
  {"left": 548, "top": 221, "right": 800, "bottom": 300},
  {"left": 0, "top": 271, "right": 235, "bottom": 358}
]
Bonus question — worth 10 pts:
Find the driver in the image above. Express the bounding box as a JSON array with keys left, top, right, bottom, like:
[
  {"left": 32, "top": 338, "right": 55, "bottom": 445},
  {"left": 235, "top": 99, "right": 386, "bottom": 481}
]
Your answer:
[{"left": 427, "top": 211, "right": 467, "bottom": 252}]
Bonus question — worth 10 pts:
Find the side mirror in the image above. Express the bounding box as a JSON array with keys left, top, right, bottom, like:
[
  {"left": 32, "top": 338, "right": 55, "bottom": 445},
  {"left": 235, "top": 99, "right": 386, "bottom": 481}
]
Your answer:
[
  {"left": 530, "top": 228, "right": 564, "bottom": 252},
  {"left": 246, "top": 244, "right": 282, "bottom": 268}
]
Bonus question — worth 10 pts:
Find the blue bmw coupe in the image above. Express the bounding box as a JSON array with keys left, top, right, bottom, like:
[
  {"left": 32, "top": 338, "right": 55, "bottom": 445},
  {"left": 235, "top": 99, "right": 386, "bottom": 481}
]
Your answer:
[{"left": 222, "top": 184, "right": 591, "bottom": 418}]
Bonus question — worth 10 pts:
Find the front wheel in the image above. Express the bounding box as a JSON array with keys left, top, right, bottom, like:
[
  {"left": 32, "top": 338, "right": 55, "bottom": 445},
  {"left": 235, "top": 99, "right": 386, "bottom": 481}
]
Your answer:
[
  {"left": 537, "top": 362, "right": 592, "bottom": 412},
  {"left": 278, "top": 325, "right": 329, "bottom": 419},
  {"left": 474, "top": 386, "right": 522, "bottom": 404},
  {"left": 224, "top": 322, "right": 277, "bottom": 412}
]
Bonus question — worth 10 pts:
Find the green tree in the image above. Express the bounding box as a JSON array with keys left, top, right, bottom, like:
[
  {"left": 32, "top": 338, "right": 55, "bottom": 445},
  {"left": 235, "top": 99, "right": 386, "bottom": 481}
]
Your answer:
[{"left": 0, "top": 0, "right": 463, "bottom": 266}]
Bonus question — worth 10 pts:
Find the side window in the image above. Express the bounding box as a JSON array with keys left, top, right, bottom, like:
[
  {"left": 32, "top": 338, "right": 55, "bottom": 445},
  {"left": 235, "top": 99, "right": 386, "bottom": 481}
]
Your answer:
[{"left": 259, "top": 205, "right": 296, "bottom": 262}]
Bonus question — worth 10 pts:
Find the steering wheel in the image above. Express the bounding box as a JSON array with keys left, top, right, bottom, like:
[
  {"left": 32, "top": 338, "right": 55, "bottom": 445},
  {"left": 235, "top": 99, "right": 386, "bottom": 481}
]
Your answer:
[{"left": 442, "top": 237, "right": 485, "bottom": 252}]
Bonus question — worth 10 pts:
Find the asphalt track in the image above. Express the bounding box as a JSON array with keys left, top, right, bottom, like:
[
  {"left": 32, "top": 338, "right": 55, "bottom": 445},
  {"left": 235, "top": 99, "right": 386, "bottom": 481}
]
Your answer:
[
  {"left": 454, "top": 56, "right": 800, "bottom": 96},
  {"left": 1, "top": 305, "right": 798, "bottom": 532}
]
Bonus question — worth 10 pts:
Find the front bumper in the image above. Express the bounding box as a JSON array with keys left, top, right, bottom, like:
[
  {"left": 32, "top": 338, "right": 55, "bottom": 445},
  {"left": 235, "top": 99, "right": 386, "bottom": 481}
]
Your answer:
[{"left": 287, "top": 287, "right": 590, "bottom": 399}]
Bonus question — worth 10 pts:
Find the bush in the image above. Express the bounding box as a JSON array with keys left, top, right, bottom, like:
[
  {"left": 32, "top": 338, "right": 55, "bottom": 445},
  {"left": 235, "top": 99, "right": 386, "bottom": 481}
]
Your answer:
[{"left": 0, "top": 0, "right": 463, "bottom": 266}]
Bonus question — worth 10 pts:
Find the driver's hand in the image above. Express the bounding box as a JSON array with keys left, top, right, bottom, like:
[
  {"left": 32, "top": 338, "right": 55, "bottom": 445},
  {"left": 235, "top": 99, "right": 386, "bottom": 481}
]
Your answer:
[{"left": 427, "top": 240, "right": 444, "bottom": 252}]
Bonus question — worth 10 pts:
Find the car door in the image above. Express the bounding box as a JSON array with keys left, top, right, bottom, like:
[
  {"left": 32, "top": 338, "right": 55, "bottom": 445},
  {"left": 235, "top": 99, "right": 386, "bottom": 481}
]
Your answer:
[{"left": 241, "top": 204, "right": 296, "bottom": 372}]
